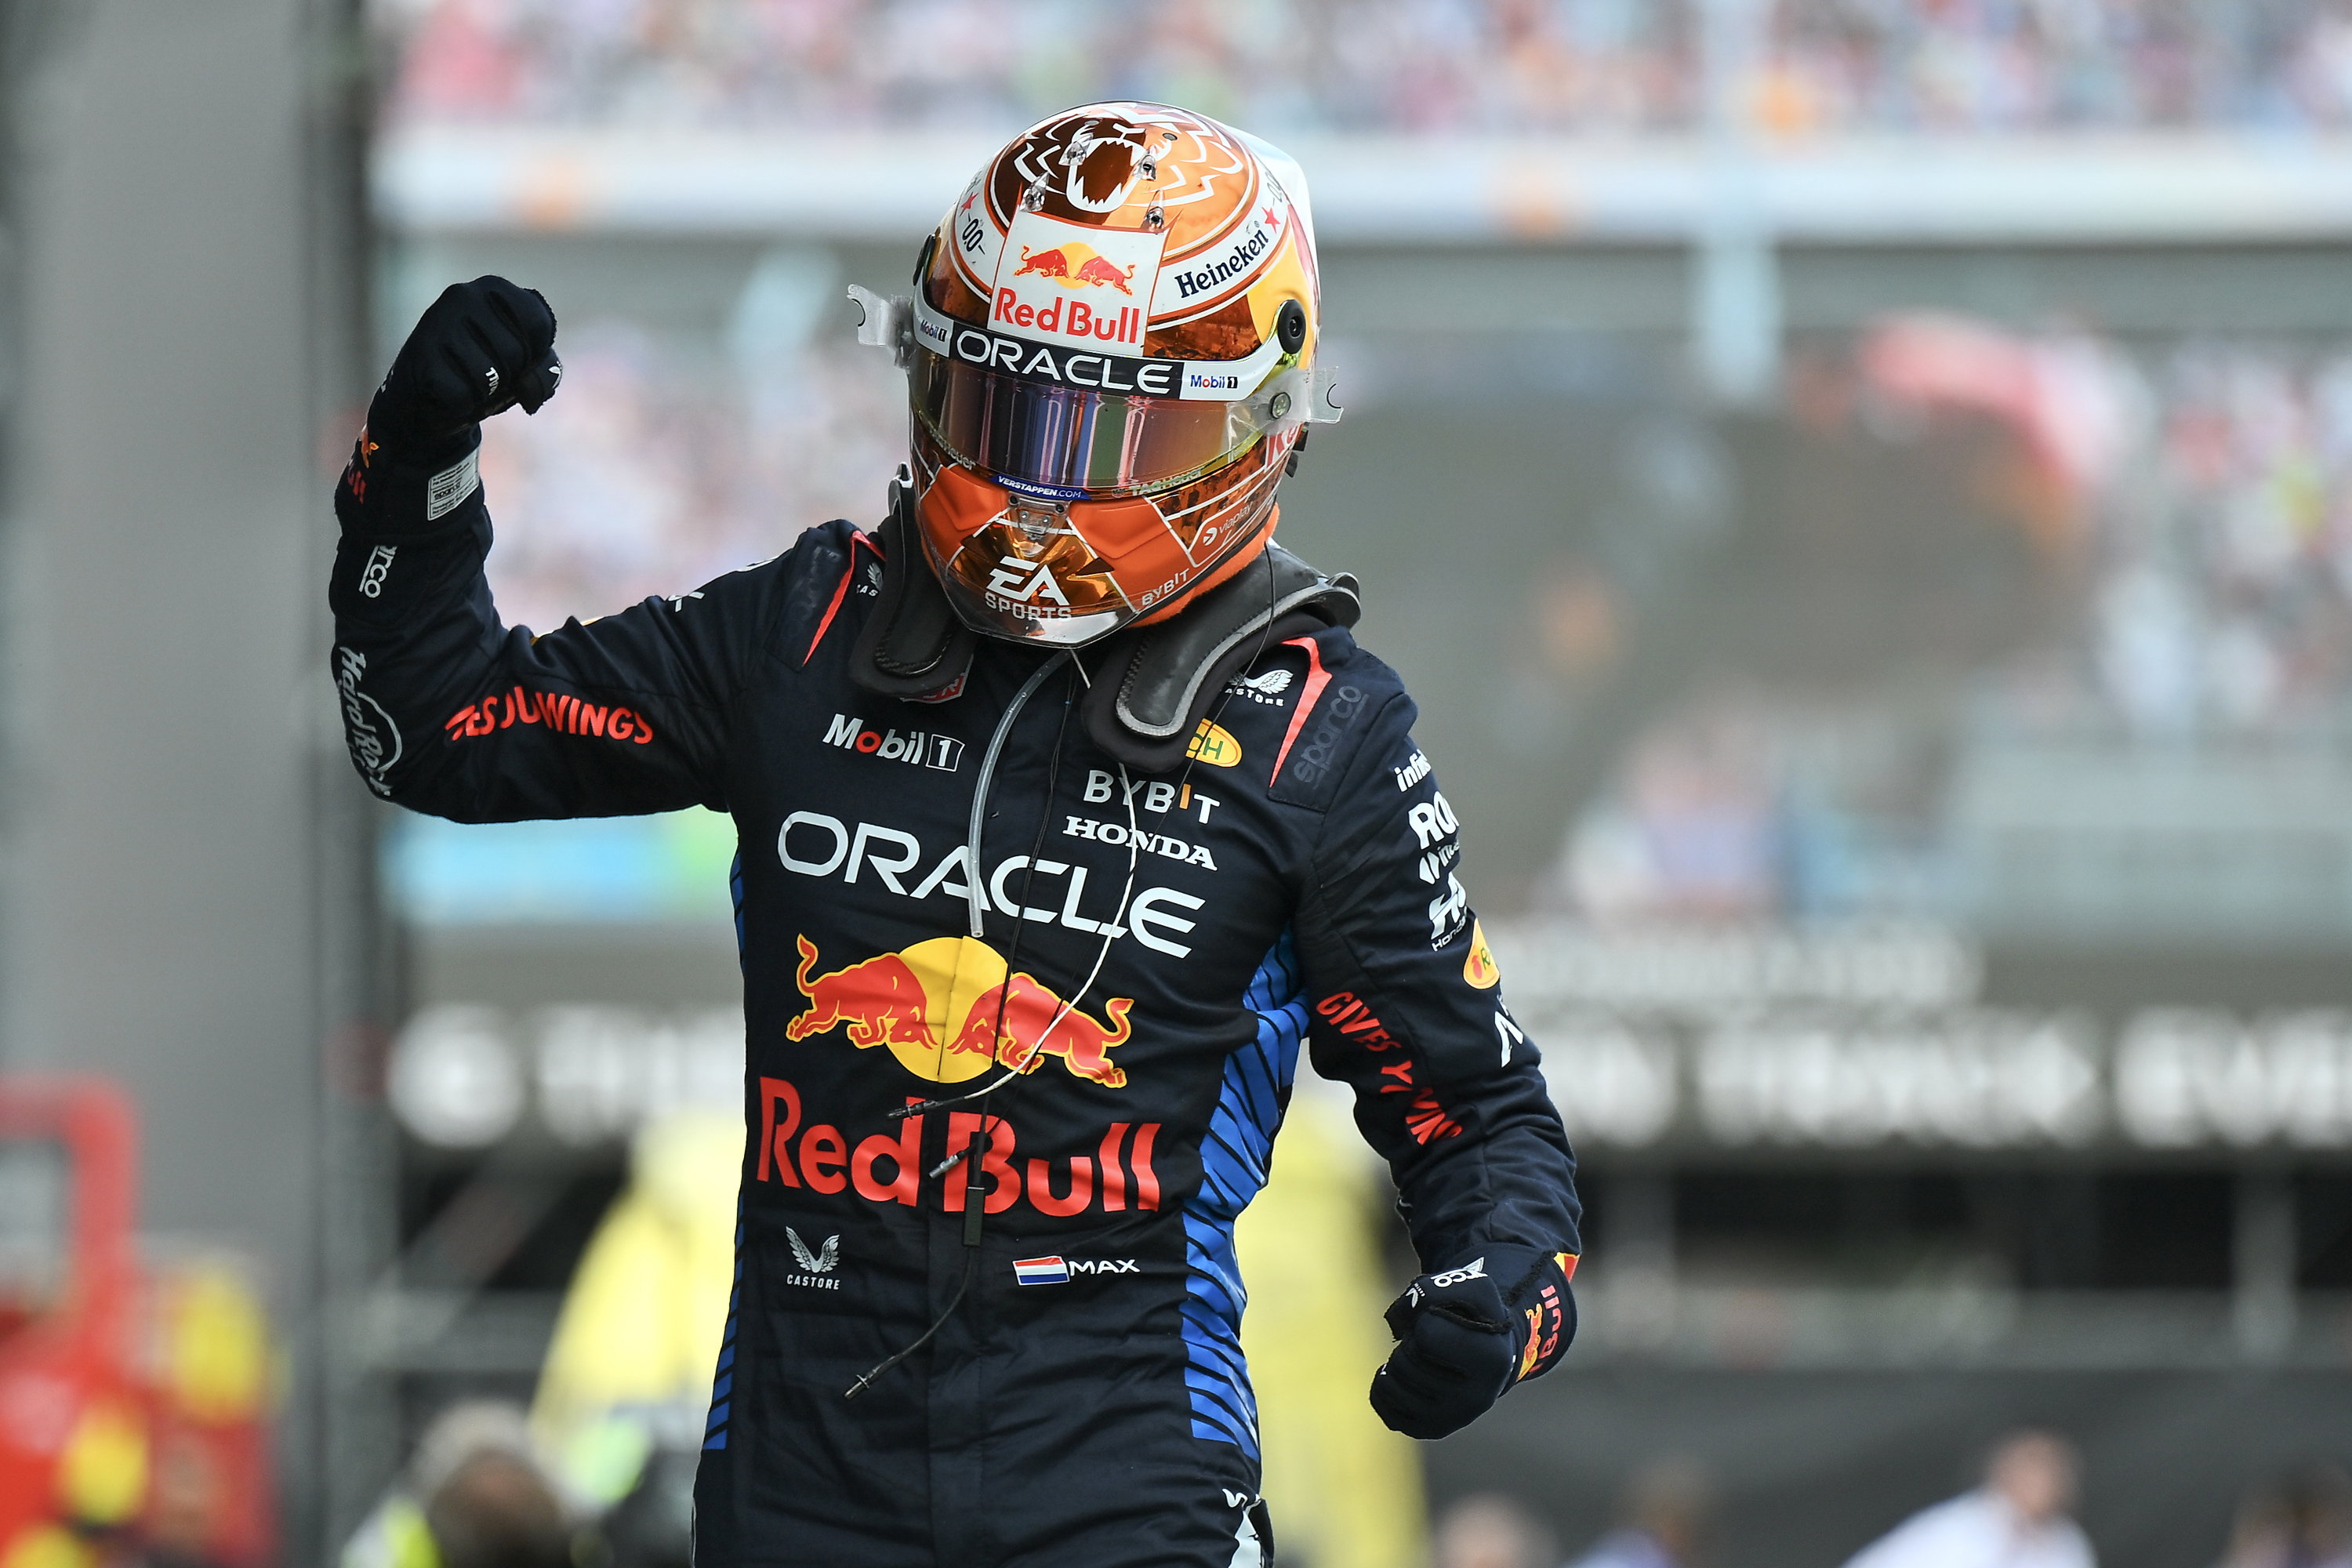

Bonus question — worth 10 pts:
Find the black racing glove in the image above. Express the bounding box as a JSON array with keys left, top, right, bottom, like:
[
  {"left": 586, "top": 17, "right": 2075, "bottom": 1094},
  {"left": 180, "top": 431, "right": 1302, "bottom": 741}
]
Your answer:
[
  {"left": 367, "top": 274, "right": 561, "bottom": 451},
  {"left": 372, "top": 274, "right": 564, "bottom": 446},
  {"left": 339, "top": 277, "right": 561, "bottom": 539},
  {"left": 1369, "top": 1244, "right": 1577, "bottom": 1440}
]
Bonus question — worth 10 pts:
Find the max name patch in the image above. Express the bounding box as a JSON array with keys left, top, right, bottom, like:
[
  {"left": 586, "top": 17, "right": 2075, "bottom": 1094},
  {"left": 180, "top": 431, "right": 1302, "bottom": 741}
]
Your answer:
[{"left": 1013, "top": 1255, "right": 1138, "bottom": 1285}]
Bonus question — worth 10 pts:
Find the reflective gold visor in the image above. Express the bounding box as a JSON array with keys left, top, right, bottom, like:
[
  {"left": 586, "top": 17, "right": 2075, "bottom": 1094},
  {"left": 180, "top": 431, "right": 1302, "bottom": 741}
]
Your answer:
[{"left": 909, "top": 347, "right": 1269, "bottom": 497}]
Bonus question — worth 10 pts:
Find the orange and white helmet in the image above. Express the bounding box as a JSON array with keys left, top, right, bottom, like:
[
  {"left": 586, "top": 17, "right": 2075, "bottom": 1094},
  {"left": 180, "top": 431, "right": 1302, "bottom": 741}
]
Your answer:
[{"left": 854, "top": 102, "right": 1341, "bottom": 647}]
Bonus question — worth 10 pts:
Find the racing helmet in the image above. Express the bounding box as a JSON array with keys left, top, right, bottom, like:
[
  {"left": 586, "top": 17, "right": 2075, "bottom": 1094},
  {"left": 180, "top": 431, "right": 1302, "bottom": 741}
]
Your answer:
[{"left": 863, "top": 103, "right": 1339, "bottom": 648}]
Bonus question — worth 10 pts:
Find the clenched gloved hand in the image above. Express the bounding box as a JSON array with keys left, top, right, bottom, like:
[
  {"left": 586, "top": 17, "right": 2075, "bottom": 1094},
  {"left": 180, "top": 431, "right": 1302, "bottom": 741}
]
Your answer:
[
  {"left": 1370, "top": 1244, "right": 1576, "bottom": 1440},
  {"left": 367, "top": 275, "right": 561, "bottom": 452}
]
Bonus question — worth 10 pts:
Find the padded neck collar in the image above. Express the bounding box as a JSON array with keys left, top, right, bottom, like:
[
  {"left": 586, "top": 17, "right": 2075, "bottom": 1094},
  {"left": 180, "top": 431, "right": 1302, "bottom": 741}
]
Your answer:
[
  {"left": 848, "top": 472, "right": 979, "bottom": 704},
  {"left": 848, "top": 473, "right": 1360, "bottom": 766}
]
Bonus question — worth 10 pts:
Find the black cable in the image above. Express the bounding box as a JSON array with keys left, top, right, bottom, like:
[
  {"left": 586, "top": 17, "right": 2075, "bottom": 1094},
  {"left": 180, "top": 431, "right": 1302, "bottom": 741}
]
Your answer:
[
  {"left": 846, "top": 1245, "right": 978, "bottom": 1399},
  {"left": 892, "top": 660, "right": 1077, "bottom": 1126},
  {"left": 847, "top": 659, "right": 1079, "bottom": 1398},
  {"left": 978, "top": 660, "right": 1073, "bottom": 1076}
]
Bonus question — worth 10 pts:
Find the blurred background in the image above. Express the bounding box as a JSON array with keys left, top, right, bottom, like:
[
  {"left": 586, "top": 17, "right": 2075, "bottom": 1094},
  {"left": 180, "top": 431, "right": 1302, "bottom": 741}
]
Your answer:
[{"left": 12, "top": 0, "right": 2352, "bottom": 1564}]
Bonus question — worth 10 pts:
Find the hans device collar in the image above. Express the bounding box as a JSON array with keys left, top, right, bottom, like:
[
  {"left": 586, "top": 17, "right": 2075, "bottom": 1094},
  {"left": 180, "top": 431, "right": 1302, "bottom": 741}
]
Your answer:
[
  {"left": 848, "top": 470, "right": 981, "bottom": 703},
  {"left": 848, "top": 471, "right": 1361, "bottom": 768}
]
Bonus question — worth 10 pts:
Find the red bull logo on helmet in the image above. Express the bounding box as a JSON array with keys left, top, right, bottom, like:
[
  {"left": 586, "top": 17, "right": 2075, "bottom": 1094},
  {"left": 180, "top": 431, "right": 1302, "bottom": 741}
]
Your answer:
[
  {"left": 786, "top": 934, "right": 1135, "bottom": 1089},
  {"left": 990, "top": 209, "right": 1167, "bottom": 358}
]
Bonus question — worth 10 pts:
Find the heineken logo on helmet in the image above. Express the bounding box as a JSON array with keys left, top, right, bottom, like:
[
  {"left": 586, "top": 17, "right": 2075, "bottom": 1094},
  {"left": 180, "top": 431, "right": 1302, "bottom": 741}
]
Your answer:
[{"left": 1165, "top": 213, "right": 1280, "bottom": 303}]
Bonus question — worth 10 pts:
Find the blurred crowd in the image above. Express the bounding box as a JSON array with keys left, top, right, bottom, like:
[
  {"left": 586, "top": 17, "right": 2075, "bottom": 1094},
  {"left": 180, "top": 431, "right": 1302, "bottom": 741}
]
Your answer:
[
  {"left": 372, "top": 0, "right": 1700, "bottom": 136},
  {"left": 372, "top": 0, "right": 2352, "bottom": 138},
  {"left": 332, "top": 1406, "right": 2352, "bottom": 1568},
  {"left": 478, "top": 284, "right": 2352, "bottom": 744},
  {"left": 1763, "top": 0, "right": 2352, "bottom": 135},
  {"left": 475, "top": 280, "right": 903, "bottom": 633},
  {"left": 2095, "top": 336, "right": 2352, "bottom": 735},
  {"left": 1561, "top": 325, "right": 2352, "bottom": 923}
]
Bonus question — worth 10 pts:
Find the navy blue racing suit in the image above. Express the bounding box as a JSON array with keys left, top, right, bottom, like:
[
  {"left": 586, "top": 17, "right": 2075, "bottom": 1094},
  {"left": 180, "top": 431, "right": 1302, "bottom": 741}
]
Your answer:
[{"left": 330, "top": 437, "right": 1582, "bottom": 1568}]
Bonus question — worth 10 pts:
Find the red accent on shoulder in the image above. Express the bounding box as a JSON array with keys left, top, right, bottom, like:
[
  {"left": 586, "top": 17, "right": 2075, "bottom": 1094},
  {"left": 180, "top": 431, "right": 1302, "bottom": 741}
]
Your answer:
[
  {"left": 804, "top": 528, "right": 880, "bottom": 665},
  {"left": 1267, "top": 634, "right": 1334, "bottom": 786}
]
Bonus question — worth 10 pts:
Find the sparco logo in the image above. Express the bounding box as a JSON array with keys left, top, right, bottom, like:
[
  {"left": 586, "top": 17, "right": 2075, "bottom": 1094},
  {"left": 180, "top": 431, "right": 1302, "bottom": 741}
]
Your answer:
[
  {"left": 1286, "top": 684, "right": 1368, "bottom": 788},
  {"left": 357, "top": 543, "right": 397, "bottom": 598},
  {"left": 334, "top": 646, "right": 401, "bottom": 799},
  {"left": 822, "top": 716, "right": 964, "bottom": 771}
]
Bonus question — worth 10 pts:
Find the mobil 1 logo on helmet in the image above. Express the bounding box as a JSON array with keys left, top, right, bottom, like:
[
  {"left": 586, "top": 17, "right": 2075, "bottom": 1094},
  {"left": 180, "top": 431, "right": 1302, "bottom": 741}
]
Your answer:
[{"left": 991, "top": 209, "right": 1167, "bottom": 354}]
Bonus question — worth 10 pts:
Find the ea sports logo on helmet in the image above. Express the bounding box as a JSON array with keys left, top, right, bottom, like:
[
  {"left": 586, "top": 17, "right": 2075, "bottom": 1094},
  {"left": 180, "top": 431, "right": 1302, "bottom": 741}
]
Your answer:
[{"left": 984, "top": 557, "right": 1070, "bottom": 608}]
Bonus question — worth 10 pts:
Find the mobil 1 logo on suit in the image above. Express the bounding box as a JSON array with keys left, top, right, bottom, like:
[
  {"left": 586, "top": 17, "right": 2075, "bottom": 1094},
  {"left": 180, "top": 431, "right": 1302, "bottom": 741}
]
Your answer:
[{"left": 822, "top": 715, "right": 964, "bottom": 772}]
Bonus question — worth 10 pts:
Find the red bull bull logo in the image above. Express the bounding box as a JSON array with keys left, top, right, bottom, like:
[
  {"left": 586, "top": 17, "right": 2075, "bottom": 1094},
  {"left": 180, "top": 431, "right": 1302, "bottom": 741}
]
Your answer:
[
  {"left": 948, "top": 973, "right": 1132, "bottom": 1088},
  {"left": 786, "top": 934, "right": 1134, "bottom": 1089},
  {"left": 1012, "top": 241, "right": 1136, "bottom": 295}
]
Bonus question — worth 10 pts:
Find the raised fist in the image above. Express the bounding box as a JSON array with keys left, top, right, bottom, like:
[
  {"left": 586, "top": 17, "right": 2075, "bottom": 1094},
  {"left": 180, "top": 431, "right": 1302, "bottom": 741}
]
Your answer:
[
  {"left": 1369, "top": 1246, "right": 1576, "bottom": 1440},
  {"left": 368, "top": 276, "right": 561, "bottom": 448}
]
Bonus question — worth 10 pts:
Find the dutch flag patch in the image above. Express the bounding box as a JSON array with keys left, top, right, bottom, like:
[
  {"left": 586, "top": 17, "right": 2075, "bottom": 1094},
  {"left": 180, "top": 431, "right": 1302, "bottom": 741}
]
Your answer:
[{"left": 1013, "top": 1255, "right": 1069, "bottom": 1287}]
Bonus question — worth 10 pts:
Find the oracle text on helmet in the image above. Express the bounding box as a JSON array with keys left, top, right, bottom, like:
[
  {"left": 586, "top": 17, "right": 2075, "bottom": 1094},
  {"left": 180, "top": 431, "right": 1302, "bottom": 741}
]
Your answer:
[{"left": 951, "top": 325, "right": 1179, "bottom": 397}]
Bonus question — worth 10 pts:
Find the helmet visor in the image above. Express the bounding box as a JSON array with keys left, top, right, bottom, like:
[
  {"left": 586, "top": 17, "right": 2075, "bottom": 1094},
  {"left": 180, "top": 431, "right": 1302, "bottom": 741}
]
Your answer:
[{"left": 910, "top": 347, "right": 1272, "bottom": 497}]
